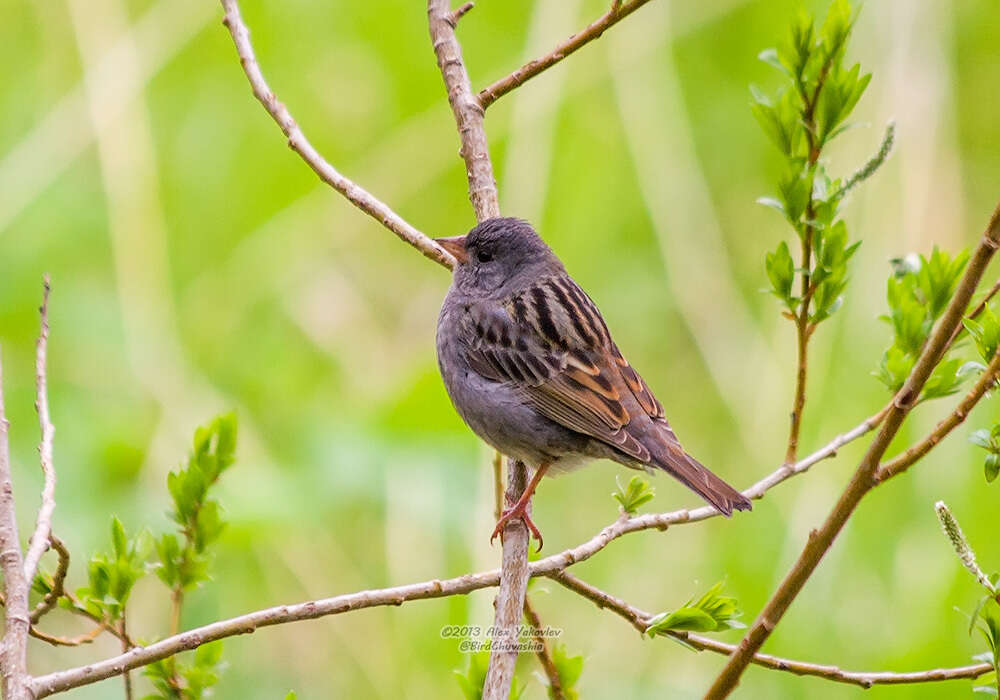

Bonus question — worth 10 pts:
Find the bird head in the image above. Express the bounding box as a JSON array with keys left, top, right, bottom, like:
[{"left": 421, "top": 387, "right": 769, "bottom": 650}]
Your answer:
[{"left": 436, "top": 217, "right": 562, "bottom": 296}]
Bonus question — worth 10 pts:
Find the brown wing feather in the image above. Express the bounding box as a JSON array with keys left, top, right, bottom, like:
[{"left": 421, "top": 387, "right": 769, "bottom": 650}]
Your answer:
[{"left": 461, "top": 278, "right": 652, "bottom": 461}]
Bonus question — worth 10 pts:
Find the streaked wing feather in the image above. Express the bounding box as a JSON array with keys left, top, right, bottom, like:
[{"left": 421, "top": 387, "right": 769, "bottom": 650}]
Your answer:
[{"left": 459, "top": 277, "right": 654, "bottom": 462}]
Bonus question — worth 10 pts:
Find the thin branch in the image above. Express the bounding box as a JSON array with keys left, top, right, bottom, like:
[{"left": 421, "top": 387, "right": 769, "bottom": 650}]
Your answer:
[
  {"left": 428, "top": 0, "right": 499, "bottom": 220},
  {"left": 945, "top": 276, "right": 1000, "bottom": 350},
  {"left": 29, "top": 625, "right": 103, "bottom": 648},
  {"left": 707, "top": 200, "right": 1000, "bottom": 699},
  {"left": 550, "top": 572, "right": 994, "bottom": 689},
  {"left": 24, "top": 275, "right": 55, "bottom": 585},
  {"left": 876, "top": 345, "right": 1000, "bottom": 482},
  {"left": 218, "top": 0, "right": 455, "bottom": 270},
  {"left": 783, "top": 60, "right": 835, "bottom": 467},
  {"left": 30, "top": 534, "right": 70, "bottom": 624},
  {"left": 523, "top": 597, "right": 565, "bottom": 700},
  {"left": 478, "top": 0, "right": 658, "bottom": 110}
]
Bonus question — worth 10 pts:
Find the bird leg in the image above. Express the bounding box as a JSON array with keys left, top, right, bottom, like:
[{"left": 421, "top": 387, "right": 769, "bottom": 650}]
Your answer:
[{"left": 491, "top": 463, "right": 549, "bottom": 551}]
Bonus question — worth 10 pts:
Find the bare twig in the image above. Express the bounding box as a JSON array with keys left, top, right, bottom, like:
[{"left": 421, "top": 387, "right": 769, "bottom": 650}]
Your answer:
[
  {"left": 218, "top": 0, "right": 455, "bottom": 270},
  {"left": 550, "top": 572, "right": 994, "bottom": 688},
  {"left": 523, "top": 597, "right": 565, "bottom": 700},
  {"left": 24, "top": 276, "right": 56, "bottom": 585},
  {"left": 707, "top": 200, "right": 1000, "bottom": 699},
  {"left": 478, "top": 0, "right": 658, "bottom": 110},
  {"left": 120, "top": 613, "right": 134, "bottom": 700},
  {"left": 0, "top": 351, "right": 31, "bottom": 700},
  {"left": 29, "top": 625, "right": 104, "bottom": 648},
  {"left": 30, "top": 534, "right": 70, "bottom": 624}
]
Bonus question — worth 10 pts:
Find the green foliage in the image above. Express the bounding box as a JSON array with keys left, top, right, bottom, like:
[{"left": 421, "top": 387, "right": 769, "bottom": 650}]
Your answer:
[
  {"left": 453, "top": 652, "right": 524, "bottom": 700},
  {"left": 753, "top": 0, "right": 884, "bottom": 332},
  {"left": 965, "top": 306, "right": 1000, "bottom": 365},
  {"left": 645, "top": 582, "right": 745, "bottom": 640},
  {"left": 72, "top": 517, "right": 152, "bottom": 624},
  {"left": 970, "top": 425, "right": 1000, "bottom": 483},
  {"left": 972, "top": 607, "right": 1000, "bottom": 696},
  {"left": 874, "top": 249, "right": 971, "bottom": 398},
  {"left": 156, "top": 412, "right": 237, "bottom": 593},
  {"left": 612, "top": 475, "right": 654, "bottom": 515},
  {"left": 144, "top": 642, "right": 226, "bottom": 700},
  {"left": 545, "top": 644, "right": 584, "bottom": 700}
]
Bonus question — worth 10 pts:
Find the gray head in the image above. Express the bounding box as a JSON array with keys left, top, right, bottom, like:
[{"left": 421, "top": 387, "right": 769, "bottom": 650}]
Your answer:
[{"left": 436, "top": 217, "right": 563, "bottom": 297}]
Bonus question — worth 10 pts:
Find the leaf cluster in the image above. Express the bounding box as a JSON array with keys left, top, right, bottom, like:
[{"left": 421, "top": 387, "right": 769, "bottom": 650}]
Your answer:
[
  {"left": 756, "top": 0, "right": 880, "bottom": 329},
  {"left": 873, "top": 248, "right": 971, "bottom": 399},
  {"left": 144, "top": 642, "right": 226, "bottom": 700},
  {"left": 156, "top": 412, "right": 237, "bottom": 593},
  {"left": 970, "top": 424, "right": 1000, "bottom": 484},
  {"left": 612, "top": 475, "right": 654, "bottom": 516},
  {"left": 68, "top": 518, "right": 152, "bottom": 624},
  {"left": 645, "top": 581, "right": 745, "bottom": 642}
]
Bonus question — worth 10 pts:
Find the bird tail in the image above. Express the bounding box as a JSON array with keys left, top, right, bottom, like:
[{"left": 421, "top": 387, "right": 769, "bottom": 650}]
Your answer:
[{"left": 652, "top": 442, "right": 751, "bottom": 517}]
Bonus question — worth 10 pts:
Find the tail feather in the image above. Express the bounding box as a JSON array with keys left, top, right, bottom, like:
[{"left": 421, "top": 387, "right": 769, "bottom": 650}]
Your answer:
[{"left": 653, "top": 443, "right": 751, "bottom": 516}]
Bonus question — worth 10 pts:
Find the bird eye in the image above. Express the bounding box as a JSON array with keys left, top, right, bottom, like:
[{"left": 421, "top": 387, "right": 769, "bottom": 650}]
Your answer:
[{"left": 476, "top": 250, "right": 493, "bottom": 264}]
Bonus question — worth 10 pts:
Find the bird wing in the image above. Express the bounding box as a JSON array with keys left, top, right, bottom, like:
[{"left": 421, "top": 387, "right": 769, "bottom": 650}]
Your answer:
[{"left": 460, "top": 276, "right": 663, "bottom": 461}]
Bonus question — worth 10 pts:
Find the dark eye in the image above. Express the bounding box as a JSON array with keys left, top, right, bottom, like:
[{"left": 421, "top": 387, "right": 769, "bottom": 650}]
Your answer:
[{"left": 476, "top": 250, "right": 493, "bottom": 264}]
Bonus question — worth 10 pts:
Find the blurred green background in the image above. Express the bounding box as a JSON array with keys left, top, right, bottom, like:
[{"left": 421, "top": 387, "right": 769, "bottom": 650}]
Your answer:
[{"left": 2, "top": 0, "right": 999, "bottom": 697}]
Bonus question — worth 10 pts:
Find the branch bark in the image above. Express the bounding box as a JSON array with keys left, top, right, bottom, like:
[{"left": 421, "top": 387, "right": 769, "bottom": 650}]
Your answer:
[
  {"left": 218, "top": 0, "right": 455, "bottom": 270},
  {"left": 478, "top": 0, "right": 659, "bottom": 110},
  {"left": 549, "top": 571, "right": 995, "bottom": 689},
  {"left": 428, "top": 0, "right": 499, "bottom": 221},
  {"left": 706, "top": 199, "right": 1000, "bottom": 699},
  {"left": 24, "top": 276, "right": 55, "bottom": 585},
  {"left": 0, "top": 351, "right": 31, "bottom": 700}
]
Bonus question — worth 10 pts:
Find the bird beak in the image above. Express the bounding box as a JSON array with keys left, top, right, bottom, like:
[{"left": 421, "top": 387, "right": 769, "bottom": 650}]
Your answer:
[{"left": 435, "top": 235, "right": 469, "bottom": 265}]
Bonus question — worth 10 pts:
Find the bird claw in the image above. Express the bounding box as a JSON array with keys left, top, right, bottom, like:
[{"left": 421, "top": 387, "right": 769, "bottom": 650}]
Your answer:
[{"left": 490, "top": 505, "right": 544, "bottom": 552}]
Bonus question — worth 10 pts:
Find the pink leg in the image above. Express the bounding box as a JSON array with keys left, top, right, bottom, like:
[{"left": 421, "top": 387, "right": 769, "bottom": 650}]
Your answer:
[{"left": 491, "top": 463, "right": 549, "bottom": 551}]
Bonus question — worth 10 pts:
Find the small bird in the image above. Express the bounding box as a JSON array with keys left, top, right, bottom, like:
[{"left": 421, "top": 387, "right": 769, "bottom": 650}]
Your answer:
[{"left": 435, "top": 218, "right": 750, "bottom": 548}]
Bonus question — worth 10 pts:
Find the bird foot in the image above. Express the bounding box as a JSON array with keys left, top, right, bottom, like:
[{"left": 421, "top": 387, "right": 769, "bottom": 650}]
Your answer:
[{"left": 490, "top": 504, "right": 544, "bottom": 552}]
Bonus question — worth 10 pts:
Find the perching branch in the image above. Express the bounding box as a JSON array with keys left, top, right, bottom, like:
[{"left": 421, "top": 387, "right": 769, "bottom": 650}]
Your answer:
[
  {"left": 24, "top": 276, "right": 55, "bottom": 586},
  {"left": 218, "top": 0, "right": 455, "bottom": 270},
  {"left": 477, "top": 0, "right": 659, "bottom": 110},
  {"left": 707, "top": 199, "right": 1000, "bottom": 699},
  {"left": 549, "top": 571, "right": 995, "bottom": 689}
]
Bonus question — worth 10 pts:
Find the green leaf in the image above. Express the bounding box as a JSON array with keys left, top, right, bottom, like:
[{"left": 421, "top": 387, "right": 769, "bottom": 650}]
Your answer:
[
  {"left": 646, "top": 582, "right": 743, "bottom": 636},
  {"left": 987, "top": 453, "right": 1000, "bottom": 483},
  {"left": 111, "top": 517, "right": 127, "bottom": 560},
  {"left": 612, "top": 475, "right": 654, "bottom": 515},
  {"left": 765, "top": 241, "right": 796, "bottom": 307},
  {"left": 971, "top": 429, "right": 995, "bottom": 450},
  {"left": 757, "top": 48, "right": 790, "bottom": 75}
]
